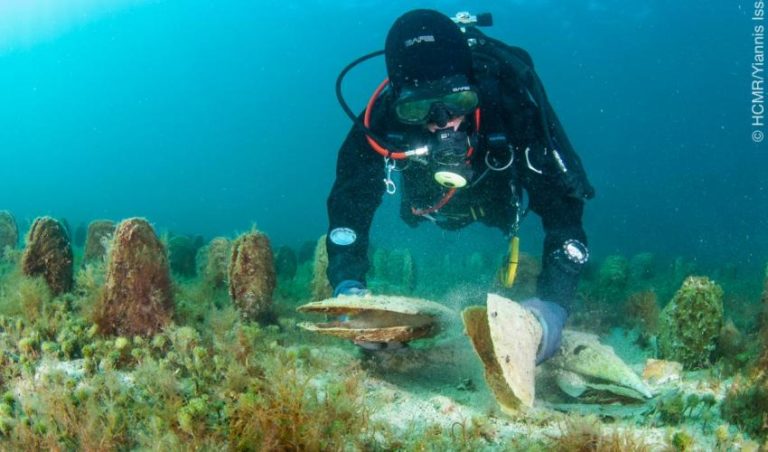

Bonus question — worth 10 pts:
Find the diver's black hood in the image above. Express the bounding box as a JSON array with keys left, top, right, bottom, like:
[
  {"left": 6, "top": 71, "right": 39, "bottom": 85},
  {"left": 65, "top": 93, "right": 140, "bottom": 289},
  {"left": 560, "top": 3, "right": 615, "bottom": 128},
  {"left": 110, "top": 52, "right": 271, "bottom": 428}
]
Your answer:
[{"left": 385, "top": 9, "right": 474, "bottom": 94}]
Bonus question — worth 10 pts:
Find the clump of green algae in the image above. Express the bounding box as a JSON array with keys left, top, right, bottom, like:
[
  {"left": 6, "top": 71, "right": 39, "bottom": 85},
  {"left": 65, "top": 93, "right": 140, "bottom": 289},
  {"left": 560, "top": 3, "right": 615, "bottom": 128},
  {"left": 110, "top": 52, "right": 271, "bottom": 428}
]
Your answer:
[{"left": 658, "top": 276, "right": 724, "bottom": 369}]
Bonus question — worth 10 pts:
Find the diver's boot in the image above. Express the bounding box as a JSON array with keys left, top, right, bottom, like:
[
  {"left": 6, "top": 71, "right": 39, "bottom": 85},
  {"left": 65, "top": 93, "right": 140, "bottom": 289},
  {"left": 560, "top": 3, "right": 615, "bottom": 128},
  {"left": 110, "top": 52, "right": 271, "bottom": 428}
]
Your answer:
[{"left": 463, "top": 293, "right": 542, "bottom": 411}]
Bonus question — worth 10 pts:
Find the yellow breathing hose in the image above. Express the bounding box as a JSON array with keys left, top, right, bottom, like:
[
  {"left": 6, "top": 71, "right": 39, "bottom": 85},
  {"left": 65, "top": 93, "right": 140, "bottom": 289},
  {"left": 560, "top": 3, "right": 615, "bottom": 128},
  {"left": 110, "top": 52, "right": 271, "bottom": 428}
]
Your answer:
[{"left": 500, "top": 236, "right": 520, "bottom": 288}]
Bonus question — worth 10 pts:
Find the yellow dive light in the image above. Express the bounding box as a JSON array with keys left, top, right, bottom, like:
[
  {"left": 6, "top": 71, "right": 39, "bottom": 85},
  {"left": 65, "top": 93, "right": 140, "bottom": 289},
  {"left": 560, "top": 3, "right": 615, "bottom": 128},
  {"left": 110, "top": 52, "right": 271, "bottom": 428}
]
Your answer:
[{"left": 500, "top": 235, "right": 520, "bottom": 288}]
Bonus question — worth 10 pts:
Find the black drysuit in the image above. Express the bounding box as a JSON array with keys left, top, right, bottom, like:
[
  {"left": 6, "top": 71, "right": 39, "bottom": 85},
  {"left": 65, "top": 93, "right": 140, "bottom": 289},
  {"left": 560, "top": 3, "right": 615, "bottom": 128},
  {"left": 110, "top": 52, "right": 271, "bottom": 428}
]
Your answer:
[{"left": 326, "top": 42, "right": 594, "bottom": 310}]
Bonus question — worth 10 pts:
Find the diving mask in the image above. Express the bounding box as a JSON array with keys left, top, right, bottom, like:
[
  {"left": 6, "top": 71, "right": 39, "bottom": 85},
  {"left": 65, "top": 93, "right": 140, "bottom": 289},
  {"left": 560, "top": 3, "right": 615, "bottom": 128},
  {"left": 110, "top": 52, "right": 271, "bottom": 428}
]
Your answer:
[{"left": 393, "top": 76, "right": 479, "bottom": 125}]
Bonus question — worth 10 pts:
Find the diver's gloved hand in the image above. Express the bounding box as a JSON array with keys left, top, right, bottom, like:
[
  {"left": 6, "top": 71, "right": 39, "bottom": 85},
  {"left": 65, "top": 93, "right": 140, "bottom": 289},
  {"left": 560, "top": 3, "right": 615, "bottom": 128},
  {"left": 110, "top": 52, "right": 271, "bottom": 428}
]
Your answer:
[
  {"left": 333, "top": 280, "right": 368, "bottom": 297},
  {"left": 520, "top": 298, "right": 568, "bottom": 365}
]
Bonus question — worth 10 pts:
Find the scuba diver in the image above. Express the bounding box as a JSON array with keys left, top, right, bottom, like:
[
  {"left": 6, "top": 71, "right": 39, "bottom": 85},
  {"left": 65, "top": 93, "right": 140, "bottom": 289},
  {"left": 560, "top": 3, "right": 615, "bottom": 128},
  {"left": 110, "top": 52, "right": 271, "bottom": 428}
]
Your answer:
[{"left": 326, "top": 9, "right": 594, "bottom": 362}]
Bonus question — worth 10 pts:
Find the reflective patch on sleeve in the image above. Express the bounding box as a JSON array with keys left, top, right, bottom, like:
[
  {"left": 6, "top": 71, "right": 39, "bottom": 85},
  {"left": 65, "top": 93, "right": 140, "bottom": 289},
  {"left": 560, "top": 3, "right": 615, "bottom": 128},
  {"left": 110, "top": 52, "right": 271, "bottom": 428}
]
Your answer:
[{"left": 329, "top": 227, "right": 357, "bottom": 246}]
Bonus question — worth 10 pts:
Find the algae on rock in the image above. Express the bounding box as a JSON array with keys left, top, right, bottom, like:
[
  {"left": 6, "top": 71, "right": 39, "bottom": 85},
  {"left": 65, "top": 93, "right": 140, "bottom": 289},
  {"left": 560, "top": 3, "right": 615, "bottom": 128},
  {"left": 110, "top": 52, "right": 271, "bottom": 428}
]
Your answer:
[
  {"left": 370, "top": 247, "right": 416, "bottom": 294},
  {"left": 83, "top": 220, "right": 115, "bottom": 264},
  {"left": 197, "top": 237, "right": 232, "bottom": 289},
  {"left": 21, "top": 216, "right": 73, "bottom": 296},
  {"left": 94, "top": 218, "right": 174, "bottom": 337},
  {"left": 0, "top": 210, "right": 19, "bottom": 259},
  {"left": 228, "top": 230, "right": 276, "bottom": 320},
  {"left": 722, "top": 372, "right": 768, "bottom": 441},
  {"left": 658, "top": 276, "right": 724, "bottom": 369},
  {"left": 717, "top": 263, "right": 768, "bottom": 442},
  {"left": 311, "top": 235, "right": 332, "bottom": 300}
]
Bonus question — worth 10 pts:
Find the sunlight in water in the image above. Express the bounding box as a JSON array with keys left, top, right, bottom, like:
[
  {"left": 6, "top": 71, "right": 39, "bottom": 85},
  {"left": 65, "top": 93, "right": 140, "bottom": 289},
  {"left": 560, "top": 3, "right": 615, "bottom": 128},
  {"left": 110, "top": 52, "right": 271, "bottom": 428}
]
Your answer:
[{"left": 0, "top": 0, "right": 149, "bottom": 53}]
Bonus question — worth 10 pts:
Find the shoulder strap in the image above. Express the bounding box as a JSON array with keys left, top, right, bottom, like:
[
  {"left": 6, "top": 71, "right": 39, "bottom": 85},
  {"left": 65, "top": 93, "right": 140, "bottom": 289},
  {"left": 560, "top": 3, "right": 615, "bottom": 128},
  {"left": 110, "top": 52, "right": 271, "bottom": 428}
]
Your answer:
[{"left": 466, "top": 28, "right": 595, "bottom": 201}]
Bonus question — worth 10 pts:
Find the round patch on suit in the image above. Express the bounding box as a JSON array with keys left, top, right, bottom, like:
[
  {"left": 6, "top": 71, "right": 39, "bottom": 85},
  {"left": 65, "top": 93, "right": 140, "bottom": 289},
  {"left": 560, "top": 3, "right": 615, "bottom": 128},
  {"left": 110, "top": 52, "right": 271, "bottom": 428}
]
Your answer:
[{"left": 329, "top": 227, "right": 357, "bottom": 246}]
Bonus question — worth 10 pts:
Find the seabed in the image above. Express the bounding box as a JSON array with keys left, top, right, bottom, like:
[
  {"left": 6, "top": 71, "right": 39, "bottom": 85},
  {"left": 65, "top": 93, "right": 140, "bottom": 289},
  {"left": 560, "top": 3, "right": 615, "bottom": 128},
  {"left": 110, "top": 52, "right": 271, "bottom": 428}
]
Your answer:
[{"left": 0, "top": 227, "right": 766, "bottom": 451}]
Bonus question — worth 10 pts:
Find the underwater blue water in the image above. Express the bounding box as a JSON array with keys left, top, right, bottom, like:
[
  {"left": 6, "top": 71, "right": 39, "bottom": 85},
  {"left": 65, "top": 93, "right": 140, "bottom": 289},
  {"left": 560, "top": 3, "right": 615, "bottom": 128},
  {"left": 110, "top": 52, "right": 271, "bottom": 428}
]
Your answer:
[{"left": 0, "top": 0, "right": 764, "bottom": 272}]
